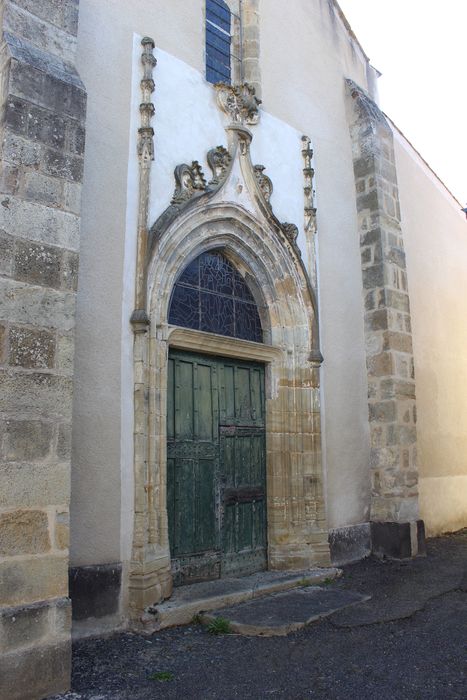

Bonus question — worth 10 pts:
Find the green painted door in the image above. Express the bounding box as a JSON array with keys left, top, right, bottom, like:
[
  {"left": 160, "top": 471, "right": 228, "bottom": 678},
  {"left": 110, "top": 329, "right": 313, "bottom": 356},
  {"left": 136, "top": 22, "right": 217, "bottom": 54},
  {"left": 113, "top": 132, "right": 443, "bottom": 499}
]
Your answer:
[{"left": 167, "top": 350, "right": 266, "bottom": 585}]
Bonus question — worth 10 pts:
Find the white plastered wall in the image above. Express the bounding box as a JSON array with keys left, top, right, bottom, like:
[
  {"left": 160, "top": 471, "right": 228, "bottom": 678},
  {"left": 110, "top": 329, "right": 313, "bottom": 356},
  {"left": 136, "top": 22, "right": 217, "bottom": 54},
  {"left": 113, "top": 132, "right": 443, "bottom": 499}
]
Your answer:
[
  {"left": 71, "top": 0, "right": 374, "bottom": 573},
  {"left": 394, "top": 128, "right": 467, "bottom": 536}
]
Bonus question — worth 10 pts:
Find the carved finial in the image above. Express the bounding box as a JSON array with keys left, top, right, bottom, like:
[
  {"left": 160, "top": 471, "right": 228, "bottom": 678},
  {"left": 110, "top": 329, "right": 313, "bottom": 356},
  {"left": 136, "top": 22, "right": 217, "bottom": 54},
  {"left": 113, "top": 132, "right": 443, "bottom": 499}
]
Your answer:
[
  {"left": 215, "top": 83, "right": 261, "bottom": 125},
  {"left": 302, "top": 135, "right": 317, "bottom": 235},
  {"left": 138, "top": 38, "right": 156, "bottom": 162}
]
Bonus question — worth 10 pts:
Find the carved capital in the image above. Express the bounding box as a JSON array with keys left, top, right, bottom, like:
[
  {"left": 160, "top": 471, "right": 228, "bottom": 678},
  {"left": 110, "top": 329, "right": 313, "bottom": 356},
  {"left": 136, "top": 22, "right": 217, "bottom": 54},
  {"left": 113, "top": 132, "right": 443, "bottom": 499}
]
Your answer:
[
  {"left": 138, "top": 127, "right": 154, "bottom": 161},
  {"left": 215, "top": 82, "right": 261, "bottom": 125}
]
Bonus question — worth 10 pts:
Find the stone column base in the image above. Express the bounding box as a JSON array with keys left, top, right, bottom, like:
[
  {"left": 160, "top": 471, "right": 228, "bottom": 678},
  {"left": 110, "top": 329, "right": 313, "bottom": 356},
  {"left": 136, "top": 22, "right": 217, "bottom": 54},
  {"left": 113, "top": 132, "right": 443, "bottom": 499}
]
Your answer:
[{"left": 371, "top": 520, "right": 426, "bottom": 559}]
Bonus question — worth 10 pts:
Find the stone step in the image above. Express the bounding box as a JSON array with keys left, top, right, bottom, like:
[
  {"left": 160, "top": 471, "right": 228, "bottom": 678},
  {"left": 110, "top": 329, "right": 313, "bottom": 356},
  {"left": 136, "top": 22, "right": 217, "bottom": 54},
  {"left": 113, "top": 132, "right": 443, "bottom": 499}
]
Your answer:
[
  {"left": 201, "top": 586, "right": 370, "bottom": 636},
  {"left": 145, "top": 568, "right": 341, "bottom": 630}
]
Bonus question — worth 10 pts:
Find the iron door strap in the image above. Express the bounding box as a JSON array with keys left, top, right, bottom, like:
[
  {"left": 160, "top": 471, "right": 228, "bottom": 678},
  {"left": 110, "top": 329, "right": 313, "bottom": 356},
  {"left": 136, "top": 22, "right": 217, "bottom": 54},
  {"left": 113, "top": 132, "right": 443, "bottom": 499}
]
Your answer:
[{"left": 223, "top": 486, "right": 264, "bottom": 505}]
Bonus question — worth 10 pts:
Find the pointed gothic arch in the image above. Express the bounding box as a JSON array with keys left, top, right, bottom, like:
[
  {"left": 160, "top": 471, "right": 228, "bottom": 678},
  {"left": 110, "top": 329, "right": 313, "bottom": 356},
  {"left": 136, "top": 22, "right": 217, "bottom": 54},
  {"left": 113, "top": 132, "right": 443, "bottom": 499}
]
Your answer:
[{"left": 128, "top": 92, "right": 330, "bottom": 617}]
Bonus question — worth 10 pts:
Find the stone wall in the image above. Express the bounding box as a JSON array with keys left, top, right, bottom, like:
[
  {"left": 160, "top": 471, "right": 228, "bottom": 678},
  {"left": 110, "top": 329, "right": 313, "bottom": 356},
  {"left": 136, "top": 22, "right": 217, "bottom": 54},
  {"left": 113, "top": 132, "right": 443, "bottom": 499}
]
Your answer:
[
  {"left": 0, "top": 2, "right": 85, "bottom": 698},
  {"left": 346, "top": 80, "right": 424, "bottom": 558}
]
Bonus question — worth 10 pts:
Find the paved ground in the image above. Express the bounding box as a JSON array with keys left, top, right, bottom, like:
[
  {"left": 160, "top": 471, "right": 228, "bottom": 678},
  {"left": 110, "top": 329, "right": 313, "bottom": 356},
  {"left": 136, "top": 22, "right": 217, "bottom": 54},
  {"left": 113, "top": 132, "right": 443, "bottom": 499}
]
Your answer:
[{"left": 52, "top": 530, "right": 467, "bottom": 700}]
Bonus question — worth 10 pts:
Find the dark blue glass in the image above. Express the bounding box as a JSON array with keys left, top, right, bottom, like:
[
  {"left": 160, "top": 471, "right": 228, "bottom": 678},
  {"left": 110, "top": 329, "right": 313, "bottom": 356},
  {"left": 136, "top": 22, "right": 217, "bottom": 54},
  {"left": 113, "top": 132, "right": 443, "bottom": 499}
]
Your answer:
[
  {"left": 168, "top": 285, "right": 199, "bottom": 330},
  {"left": 168, "top": 251, "right": 262, "bottom": 343},
  {"left": 200, "top": 251, "right": 233, "bottom": 295},
  {"left": 235, "top": 301, "right": 262, "bottom": 342},
  {"left": 200, "top": 292, "right": 234, "bottom": 336}
]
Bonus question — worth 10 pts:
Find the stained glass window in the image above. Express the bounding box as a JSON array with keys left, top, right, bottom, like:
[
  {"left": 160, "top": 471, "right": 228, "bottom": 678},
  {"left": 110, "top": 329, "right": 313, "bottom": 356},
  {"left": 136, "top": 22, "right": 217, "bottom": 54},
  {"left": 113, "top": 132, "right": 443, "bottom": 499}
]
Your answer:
[{"left": 168, "top": 251, "right": 263, "bottom": 343}]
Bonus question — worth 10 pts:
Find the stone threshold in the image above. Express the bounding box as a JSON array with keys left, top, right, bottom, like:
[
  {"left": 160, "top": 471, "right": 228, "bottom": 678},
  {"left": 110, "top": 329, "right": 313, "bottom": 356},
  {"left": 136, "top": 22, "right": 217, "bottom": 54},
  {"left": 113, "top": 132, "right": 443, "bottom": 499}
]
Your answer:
[
  {"left": 201, "top": 586, "right": 370, "bottom": 636},
  {"left": 142, "top": 567, "right": 341, "bottom": 630}
]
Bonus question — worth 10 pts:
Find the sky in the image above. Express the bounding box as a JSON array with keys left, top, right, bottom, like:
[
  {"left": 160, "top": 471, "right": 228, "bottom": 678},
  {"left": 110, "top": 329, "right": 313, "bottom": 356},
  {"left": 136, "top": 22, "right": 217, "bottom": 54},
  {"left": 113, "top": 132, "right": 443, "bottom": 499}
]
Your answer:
[{"left": 336, "top": 0, "right": 467, "bottom": 205}]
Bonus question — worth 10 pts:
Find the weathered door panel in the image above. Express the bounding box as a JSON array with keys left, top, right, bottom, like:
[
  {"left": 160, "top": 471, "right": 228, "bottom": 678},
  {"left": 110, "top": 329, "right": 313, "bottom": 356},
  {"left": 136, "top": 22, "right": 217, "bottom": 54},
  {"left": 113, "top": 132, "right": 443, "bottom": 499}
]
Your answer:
[
  {"left": 167, "top": 353, "right": 220, "bottom": 585},
  {"left": 219, "top": 360, "right": 267, "bottom": 577},
  {"left": 167, "top": 352, "right": 266, "bottom": 585}
]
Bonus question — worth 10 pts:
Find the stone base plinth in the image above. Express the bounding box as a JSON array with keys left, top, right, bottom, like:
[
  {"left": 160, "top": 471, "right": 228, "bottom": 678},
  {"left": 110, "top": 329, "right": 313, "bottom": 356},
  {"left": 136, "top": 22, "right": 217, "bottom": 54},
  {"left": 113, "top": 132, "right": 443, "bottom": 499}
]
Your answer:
[{"left": 371, "top": 520, "right": 426, "bottom": 559}]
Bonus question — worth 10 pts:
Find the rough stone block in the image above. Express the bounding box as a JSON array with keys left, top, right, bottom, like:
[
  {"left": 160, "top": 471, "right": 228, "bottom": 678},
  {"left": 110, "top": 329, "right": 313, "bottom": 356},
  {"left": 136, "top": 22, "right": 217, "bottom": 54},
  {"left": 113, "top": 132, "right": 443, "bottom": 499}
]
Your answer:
[
  {"left": 0, "top": 195, "right": 80, "bottom": 249},
  {"left": 329, "top": 523, "right": 371, "bottom": 566},
  {"left": 14, "top": 238, "right": 61, "bottom": 288},
  {"left": 54, "top": 511, "right": 69, "bottom": 550},
  {"left": 0, "top": 509, "right": 50, "bottom": 556},
  {"left": 0, "top": 598, "right": 69, "bottom": 653},
  {"left": 56, "top": 333, "right": 74, "bottom": 373},
  {"left": 0, "top": 279, "right": 76, "bottom": 330},
  {"left": 369, "top": 400, "right": 396, "bottom": 423},
  {"left": 4, "top": 3, "right": 76, "bottom": 63},
  {"left": 371, "top": 520, "right": 412, "bottom": 559},
  {"left": 57, "top": 422, "right": 71, "bottom": 460},
  {"left": 0, "top": 461, "right": 69, "bottom": 509},
  {"left": 1, "top": 130, "right": 42, "bottom": 167},
  {"left": 10, "top": 0, "right": 79, "bottom": 36},
  {"left": 0, "top": 370, "right": 73, "bottom": 419},
  {"left": 382, "top": 331, "right": 413, "bottom": 354},
  {"left": 0, "top": 323, "right": 6, "bottom": 363},
  {"left": 365, "top": 308, "right": 388, "bottom": 331},
  {"left": 43, "top": 147, "right": 83, "bottom": 182},
  {"left": 3, "top": 418, "right": 54, "bottom": 460},
  {"left": 61, "top": 250, "right": 79, "bottom": 291},
  {"left": 69, "top": 563, "right": 122, "bottom": 620},
  {"left": 23, "top": 168, "right": 64, "bottom": 207},
  {"left": 0, "top": 161, "right": 20, "bottom": 195},
  {"left": 0, "top": 230, "right": 14, "bottom": 276},
  {"left": 362, "top": 263, "right": 384, "bottom": 289},
  {"left": 8, "top": 325, "right": 56, "bottom": 368},
  {"left": 65, "top": 119, "right": 85, "bottom": 156},
  {"left": 63, "top": 180, "right": 81, "bottom": 215},
  {"left": 0, "top": 555, "right": 67, "bottom": 606},
  {"left": 0, "top": 640, "right": 71, "bottom": 700},
  {"left": 367, "top": 352, "right": 393, "bottom": 376}
]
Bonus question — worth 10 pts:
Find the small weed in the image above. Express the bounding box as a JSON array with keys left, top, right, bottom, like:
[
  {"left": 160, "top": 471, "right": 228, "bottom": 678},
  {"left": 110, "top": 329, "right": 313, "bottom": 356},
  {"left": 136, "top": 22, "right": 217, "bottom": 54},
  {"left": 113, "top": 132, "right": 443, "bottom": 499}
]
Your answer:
[
  {"left": 191, "top": 613, "right": 203, "bottom": 625},
  {"left": 297, "top": 577, "right": 313, "bottom": 587},
  {"left": 207, "top": 616, "right": 232, "bottom": 634},
  {"left": 149, "top": 671, "right": 174, "bottom": 682},
  {"left": 322, "top": 577, "right": 334, "bottom": 586}
]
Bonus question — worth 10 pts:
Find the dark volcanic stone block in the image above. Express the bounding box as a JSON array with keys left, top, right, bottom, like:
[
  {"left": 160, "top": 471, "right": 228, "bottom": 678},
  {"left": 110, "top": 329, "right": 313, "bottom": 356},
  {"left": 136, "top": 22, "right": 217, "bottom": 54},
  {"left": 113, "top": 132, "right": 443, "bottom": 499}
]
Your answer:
[{"left": 70, "top": 563, "right": 122, "bottom": 620}]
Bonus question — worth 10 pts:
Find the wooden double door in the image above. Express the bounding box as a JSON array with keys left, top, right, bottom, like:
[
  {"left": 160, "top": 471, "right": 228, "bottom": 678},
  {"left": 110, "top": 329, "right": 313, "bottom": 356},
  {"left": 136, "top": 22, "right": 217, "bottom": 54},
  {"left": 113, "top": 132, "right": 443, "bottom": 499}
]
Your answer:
[{"left": 167, "top": 350, "right": 267, "bottom": 585}]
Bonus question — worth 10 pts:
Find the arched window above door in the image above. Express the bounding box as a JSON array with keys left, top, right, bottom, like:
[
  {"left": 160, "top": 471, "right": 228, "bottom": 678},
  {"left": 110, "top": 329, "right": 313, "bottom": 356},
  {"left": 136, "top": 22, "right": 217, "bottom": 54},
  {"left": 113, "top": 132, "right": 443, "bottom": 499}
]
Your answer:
[{"left": 168, "top": 251, "right": 262, "bottom": 343}]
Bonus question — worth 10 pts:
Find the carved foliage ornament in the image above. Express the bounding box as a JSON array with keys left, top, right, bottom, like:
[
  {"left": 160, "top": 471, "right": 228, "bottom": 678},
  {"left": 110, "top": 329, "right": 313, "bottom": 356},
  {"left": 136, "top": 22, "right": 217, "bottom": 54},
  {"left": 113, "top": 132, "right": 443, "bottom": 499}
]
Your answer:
[
  {"left": 171, "top": 161, "right": 207, "bottom": 205},
  {"left": 253, "top": 165, "right": 273, "bottom": 203},
  {"left": 207, "top": 146, "right": 232, "bottom": 187},
  {"left": 215, "top": 82, "right": 261, "bottom": 125}
]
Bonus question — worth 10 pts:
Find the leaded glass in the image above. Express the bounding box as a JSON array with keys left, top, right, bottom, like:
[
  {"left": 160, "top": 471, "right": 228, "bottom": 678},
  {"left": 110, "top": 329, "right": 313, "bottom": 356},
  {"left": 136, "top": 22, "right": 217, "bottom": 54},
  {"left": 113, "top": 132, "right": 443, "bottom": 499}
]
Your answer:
[{"left": 168, "top": 251, "right": 262, "bottom": 343}]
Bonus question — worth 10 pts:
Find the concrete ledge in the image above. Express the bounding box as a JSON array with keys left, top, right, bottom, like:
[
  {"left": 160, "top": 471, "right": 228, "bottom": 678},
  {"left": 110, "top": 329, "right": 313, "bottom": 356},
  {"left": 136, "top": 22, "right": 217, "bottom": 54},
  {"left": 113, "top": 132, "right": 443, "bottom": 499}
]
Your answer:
[
  {"left": 329, "top": 523, "right": 371, "bottom": 565},
  {"left": 145, "top": 568, "right": 341, "bottom": 631},
  {"left": 69, "top": 563, "right": 121, "bottom": 621}
]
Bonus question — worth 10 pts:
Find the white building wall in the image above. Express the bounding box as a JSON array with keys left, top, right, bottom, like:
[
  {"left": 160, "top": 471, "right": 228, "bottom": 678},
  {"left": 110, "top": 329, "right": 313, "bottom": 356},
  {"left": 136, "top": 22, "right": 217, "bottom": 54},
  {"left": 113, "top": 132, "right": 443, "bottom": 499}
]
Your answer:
[
  {"left": 72, "top": 0, "right": 375, "bottom": 570},
  {"left": 394, "top": 128, "right": 467, "bottom": 536}
]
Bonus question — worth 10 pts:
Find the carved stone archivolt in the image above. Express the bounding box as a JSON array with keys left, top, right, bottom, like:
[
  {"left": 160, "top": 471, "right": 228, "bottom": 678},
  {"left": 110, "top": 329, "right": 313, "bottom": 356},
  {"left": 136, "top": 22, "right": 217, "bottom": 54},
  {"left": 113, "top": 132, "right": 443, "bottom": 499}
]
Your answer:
[{"left": 215, "top": 82, "right": 261, "bottom": 125}]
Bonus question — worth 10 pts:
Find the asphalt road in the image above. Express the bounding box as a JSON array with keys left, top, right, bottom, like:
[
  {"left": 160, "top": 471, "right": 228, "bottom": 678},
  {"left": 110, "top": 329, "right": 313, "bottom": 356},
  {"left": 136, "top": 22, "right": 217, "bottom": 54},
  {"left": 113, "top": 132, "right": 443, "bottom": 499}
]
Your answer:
[{"left": 51, "top": 530, "right": 467, "bottom": 700}]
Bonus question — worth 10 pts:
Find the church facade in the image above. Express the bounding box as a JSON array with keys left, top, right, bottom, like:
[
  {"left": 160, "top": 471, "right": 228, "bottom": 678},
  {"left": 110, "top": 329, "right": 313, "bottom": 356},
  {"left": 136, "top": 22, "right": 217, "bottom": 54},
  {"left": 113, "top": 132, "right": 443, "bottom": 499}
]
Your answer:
[{"left": 0, "top": 1, "right": 466, "bottom": 698}]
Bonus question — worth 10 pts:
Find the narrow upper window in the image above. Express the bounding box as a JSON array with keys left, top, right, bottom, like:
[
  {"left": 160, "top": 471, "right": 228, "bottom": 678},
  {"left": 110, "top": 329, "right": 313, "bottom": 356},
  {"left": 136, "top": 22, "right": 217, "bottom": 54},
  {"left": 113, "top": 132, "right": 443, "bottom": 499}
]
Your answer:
[
  {"left": 168, "top": 251, "right": 263, "bottom": 343},
  {"left": 206, "top": 0, "right": 232, "bottom": 84}
]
